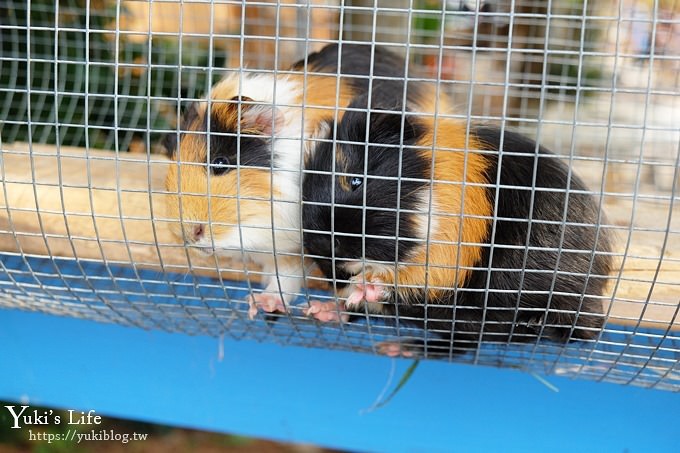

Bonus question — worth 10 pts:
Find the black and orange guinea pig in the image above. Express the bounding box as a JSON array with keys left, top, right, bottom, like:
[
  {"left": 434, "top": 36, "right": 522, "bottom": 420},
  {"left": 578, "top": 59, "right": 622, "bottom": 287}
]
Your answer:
[
  {"left": 163, "top": 43, "right": 413, "bottom": 319},
  {"left": 302, "top": 87, "right": 613, "bottom": 356}
]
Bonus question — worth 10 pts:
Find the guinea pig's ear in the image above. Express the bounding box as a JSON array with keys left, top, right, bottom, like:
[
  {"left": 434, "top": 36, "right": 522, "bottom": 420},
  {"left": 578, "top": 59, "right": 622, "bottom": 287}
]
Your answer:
[
  {"left": 230, "top": 95, "right": 285, "bottom": 136},
  {"left": 367, "top": 109, "right": 421, "bottom": 145}
]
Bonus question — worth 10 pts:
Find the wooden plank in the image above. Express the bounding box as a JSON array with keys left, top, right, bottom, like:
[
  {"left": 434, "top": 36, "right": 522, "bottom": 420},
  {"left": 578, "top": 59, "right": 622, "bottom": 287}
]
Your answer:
[
  {"left": 1, "top": 143, "right": 678, "bottom": 330},
  {"left": 0, "top": 143, "right": 258, "bottom": 283}
]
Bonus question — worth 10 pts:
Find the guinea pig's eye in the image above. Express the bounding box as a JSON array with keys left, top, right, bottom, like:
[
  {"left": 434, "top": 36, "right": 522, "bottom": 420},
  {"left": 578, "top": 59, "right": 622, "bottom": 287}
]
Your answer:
[
  {"left": 210, "top": 156, "right": 230, "bottom": 175},
  {"left": 350, "top": 177, "right": 363, "bottom": 190}
]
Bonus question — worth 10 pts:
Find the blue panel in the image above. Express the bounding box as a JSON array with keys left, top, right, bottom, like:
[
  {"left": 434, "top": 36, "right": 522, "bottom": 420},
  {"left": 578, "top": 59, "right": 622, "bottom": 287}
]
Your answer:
[{"left": 1, "top": 309, "right": 679, "bottom": 453}]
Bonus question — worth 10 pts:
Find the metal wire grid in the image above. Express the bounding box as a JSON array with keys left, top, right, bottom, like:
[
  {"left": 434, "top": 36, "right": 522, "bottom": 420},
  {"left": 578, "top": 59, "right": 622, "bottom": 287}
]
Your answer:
[{"left": 0, "top": 1, "right": 679, "bottom": 391}]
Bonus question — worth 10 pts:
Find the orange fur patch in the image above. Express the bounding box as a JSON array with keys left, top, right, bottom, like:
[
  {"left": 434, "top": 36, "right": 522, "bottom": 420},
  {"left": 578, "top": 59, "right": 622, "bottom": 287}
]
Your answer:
[
  {"left": 344, "top": 83, "right": 491, "bottom": 303},
  {"left": 165, "top": 162, "right": 279, "bottom": 242},
  {"left": 290, "top": 73, "right": 358, "bottom": 134},
  {"left": 367, "top": 117, "right": 492, "bottom": 302},
  {"left": 165, "top": 87, "right": 278, "bottom": 241},
  {"left": 410, "top": 81, "right": 456, "bottom": 116}
]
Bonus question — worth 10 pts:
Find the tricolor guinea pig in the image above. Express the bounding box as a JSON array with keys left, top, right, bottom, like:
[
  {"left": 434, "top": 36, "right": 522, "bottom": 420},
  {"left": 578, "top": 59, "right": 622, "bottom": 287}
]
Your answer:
[
  {"left": 302, "top": 90, "right": 613, "bottom": 355},
  {"left": 163, "top": 43, "right": 412, "bottom": 319}
]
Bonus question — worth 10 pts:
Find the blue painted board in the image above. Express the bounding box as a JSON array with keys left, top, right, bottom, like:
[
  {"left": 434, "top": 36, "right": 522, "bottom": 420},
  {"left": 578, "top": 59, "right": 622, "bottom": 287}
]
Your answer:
[{"left": 1, "top": 309, "right": 679, "bottom": 452}]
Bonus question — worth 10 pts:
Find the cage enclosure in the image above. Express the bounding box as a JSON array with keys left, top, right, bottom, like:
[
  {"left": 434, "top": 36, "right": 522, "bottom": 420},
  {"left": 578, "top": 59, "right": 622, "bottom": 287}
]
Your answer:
[{"left": 0, "top": 0, "right": 679, "bottom": 392}]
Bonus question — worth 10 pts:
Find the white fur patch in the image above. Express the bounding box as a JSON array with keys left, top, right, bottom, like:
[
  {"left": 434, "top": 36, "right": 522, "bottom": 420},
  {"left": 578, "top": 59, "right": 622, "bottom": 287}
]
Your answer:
[
  {"left": 413, "top": 187, "right": 435, "bottom": 245},
  {"left": 203, "top": 72, "right": 315, "bottom": 303}
]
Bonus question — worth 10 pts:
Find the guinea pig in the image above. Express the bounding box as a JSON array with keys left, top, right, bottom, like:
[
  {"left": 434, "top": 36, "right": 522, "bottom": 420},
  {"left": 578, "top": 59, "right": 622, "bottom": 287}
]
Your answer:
[
  {"left": 163, "top": 43, "right": 413, "bottom": 319},
  {"left": 302, "top": 90, "right": 613, "bottom": 356}
]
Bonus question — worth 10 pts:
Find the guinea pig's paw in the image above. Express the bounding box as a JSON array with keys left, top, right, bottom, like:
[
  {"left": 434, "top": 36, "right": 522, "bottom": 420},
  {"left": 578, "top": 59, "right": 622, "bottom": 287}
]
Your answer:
[
  {"left": 304, "top": 300, "right": 350, "bottom": 323},
  {"left": 376, "top": 341, "right": 417, "bottom": 358},
  {"left": 247, "top": 293, "right": 287, "bottom": 320},
  {"left": 346, "top": 279, "right": 386, "bottom": 309}
]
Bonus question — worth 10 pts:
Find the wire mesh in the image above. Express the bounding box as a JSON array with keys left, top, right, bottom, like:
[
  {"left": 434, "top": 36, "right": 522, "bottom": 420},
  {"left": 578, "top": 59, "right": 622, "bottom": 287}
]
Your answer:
[{"left": 0, "top": 0, "right": 679, "bottom": 391}]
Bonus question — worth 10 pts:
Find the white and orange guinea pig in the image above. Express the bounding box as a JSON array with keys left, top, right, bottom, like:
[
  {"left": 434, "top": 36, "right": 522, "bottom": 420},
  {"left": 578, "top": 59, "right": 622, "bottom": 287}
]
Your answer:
[
  {"left": 163, "top": 43, "right": 414, "bottom": 319},
  {"left": 302, "top": 81, "right": 613, "bottom": 356}
]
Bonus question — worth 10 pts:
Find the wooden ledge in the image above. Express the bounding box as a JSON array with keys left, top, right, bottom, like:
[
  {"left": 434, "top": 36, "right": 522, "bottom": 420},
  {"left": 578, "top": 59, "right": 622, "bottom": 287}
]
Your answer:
[{"left": 1, "top": 143, "right": 678, "bottom": 330}]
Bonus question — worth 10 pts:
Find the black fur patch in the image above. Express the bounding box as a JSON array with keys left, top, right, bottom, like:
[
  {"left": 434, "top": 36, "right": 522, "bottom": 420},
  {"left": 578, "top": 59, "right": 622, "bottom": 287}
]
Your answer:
[
  {"left": 290, "top": 43, "right": 428, "bottom": 118},
  {"left": 162, "top": 102, "right": 273, "bottom": 172},
  {"left": 161, "top": 102, "right": 201, "bottom": 157},
  {"left": 205, "top": 110, "right": 272, "bottom": 173},
  {"left": 303, "top": 95, "right": 428, "bottom": 286},
  {"left": 290, "top": 43, "right": 414, "bottom": 92},
  {"left": 387, "top": 126, "right": 613, "bottom": 353},
  {"left": 303, "top": 111, "right": 613, "bottom": 354},
  {"left": 470, "top": 127, "right": 612, "bottom": 333}
]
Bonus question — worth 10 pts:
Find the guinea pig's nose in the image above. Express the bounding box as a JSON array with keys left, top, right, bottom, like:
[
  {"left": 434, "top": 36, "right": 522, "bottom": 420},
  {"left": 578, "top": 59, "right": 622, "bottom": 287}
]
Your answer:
[{"left": 191, "top": 224, "right": 205, "bottom": 242}]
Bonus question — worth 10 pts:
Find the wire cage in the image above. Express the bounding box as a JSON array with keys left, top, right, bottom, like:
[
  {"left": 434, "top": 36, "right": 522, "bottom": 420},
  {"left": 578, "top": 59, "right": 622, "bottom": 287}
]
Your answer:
[{"left": 1, "top": 0, "right": 679, "bottom": 392}]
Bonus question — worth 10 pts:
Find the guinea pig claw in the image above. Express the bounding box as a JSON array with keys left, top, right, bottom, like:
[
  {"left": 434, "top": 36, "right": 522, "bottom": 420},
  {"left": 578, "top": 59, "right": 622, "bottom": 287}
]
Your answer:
[
  {"left": 362, "top": 281, "right": 386, "bottom": 303},
  {"left": 346, "top": 279, "right": 386, "bottom": 308},
  {"left": 305, "top": 300, "right": 349, "bottom": 323},
  {"left": 247, "top": 293, "right": 287, "bottom": 320},
  {"left": 247, "top": 304, "right": 259, "bottom": 320},
  {"left": 345, "top": 289, "right": 365, "bottom": 308},
  {"left": 377, "top": 341, "right": 416, "bottom": 358}
]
